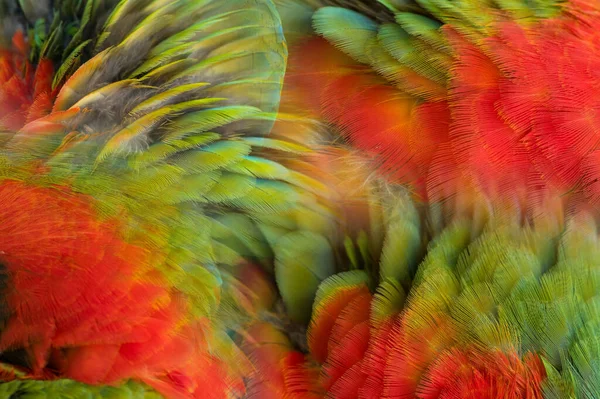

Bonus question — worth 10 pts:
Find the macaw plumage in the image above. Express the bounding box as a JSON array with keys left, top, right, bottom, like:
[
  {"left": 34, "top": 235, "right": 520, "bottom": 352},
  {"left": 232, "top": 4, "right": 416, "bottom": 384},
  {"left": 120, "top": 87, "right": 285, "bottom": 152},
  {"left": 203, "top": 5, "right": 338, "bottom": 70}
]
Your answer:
[
  {"left": 278, "top": 0, "right": 600, "bottom": 214},
  {"left": 241, "top": 1, "right": 600, "bottom": 398},
  {"left": 5, "top": 0, "right": 600, "bottom": 398},
  {"left": 0, "top": 0, "right": 343, "bottom": 397}
]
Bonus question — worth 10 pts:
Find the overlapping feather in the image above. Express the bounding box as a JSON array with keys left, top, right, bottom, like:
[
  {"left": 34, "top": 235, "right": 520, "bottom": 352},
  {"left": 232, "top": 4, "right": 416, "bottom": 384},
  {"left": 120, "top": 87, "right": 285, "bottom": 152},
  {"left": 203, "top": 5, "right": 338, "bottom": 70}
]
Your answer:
[
  {"left": 279, "top": 0, "right": 600, "bottom": 216},
  {"left": 0, "top": 0, "right": 342, "bottom": 397},
  {"left": 261, "top": 189, "right": 600, "bottom": 398}
]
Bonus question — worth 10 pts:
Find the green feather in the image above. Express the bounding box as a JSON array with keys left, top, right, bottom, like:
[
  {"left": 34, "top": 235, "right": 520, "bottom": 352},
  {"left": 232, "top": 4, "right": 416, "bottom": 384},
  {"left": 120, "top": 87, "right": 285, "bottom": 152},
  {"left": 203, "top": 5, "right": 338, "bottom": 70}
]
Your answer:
[
  {"left": 52, "top": 39, "right": 91, "bottom": 89},
  {"left": 275, "top": 231, "right": 336, "bottom": 324},
  {"left": 312, "top": 6, "right": 378, "bottom": 64},
  {"left": 163, "top": 106, "right": 262, "bottom": 142}
]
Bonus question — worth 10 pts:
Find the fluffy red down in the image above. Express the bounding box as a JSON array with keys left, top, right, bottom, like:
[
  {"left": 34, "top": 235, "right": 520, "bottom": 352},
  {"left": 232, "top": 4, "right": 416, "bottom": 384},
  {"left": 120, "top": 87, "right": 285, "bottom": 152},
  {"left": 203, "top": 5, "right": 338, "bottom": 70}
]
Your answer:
[
  {"left": 287, "top": 7, "right": 600, "bottom": 211},
  {"left": 0, "top": 180, "right": 239, "bottom": 398},
  {"left": 0, "top": 32, "right": 55, "bottom": 131}
]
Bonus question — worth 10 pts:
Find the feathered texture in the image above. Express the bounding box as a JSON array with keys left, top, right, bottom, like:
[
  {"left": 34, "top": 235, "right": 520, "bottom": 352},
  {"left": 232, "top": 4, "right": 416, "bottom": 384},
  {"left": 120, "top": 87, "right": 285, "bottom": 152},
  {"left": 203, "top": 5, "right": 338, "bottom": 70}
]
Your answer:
[
  {"left": 236, "top": 161, "right": 600, "bottom": 399},
  {"left": 9, "top": 0, "right": 600, "bottom": 397},
  {"left": 239, "top": 322, "right": 322, "bottom": 399},
  {"left": 0, "top": 32, "right": 56, "bottom": 130},
  {"left": 0, "top": 368, "right": 165, "bottom": 398},
  {"left": 255, "top": 186, "right": 600, "bottom": 398},
  {"left": 232, "top": 2, "right": 600, "bottom": 398},
  {"left": 279, "top": 0, "right": 600, "bottom": 216},
  {"left": 0, "top": 0, "right": 345, "bottom": 397}
]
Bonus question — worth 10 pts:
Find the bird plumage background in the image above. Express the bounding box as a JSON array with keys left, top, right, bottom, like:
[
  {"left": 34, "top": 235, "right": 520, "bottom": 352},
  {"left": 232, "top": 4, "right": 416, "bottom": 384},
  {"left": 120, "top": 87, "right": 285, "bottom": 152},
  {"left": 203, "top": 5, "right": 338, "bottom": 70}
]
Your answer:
[{"left": 0, "top": 0, "right": 600, "bottom": 398}]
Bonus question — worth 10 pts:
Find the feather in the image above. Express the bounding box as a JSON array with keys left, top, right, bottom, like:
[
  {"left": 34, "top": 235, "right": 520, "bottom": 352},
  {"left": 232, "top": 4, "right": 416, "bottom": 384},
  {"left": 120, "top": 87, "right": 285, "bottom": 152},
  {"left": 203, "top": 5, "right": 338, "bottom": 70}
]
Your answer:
[
  {"left": 312, "top": 7, "right": 378, "bottom": 64},
  {"left": 274, "top": 231, "right": 336, "bottom": 324}
]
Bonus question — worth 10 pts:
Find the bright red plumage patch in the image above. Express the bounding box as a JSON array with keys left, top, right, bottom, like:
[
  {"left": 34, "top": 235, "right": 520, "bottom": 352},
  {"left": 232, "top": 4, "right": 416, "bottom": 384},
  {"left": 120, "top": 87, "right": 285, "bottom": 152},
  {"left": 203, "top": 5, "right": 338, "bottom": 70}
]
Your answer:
[
  {"left": 418, "top": 349, "right": 546, "bottom": 399},
  {"left": 0, "top": 32, "right": 56, "bottom": 131},
  {"left": 289, "top": 8, "right": 600, "bottom": 212},
  {"left": 0, "top": 180, "right": 239, "bottom": 398},
  {"left": 241, "top": 322, "right": 322, "bottom": 399},
  {"left": 307, "top": 284, "right": 371, "bottom": 364}
]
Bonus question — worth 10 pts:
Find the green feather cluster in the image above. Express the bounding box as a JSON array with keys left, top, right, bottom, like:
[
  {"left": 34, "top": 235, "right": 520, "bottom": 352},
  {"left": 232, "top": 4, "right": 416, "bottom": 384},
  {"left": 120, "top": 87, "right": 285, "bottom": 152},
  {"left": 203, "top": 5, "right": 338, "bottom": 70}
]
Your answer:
[
  {"left": 0, "top": 377, "right": 162, "bottom": 398},
  {"left": 297, "top": 0, "right": 563, "bottom": 100},
  {"left": 309, "top": 187, "right": 600, "bottom": 397}
]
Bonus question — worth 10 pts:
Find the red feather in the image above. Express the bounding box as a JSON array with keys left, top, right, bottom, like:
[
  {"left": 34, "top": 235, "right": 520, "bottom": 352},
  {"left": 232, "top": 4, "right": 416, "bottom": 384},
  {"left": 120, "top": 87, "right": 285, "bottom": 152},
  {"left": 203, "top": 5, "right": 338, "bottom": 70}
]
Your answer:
[
  {"left": 288, "top": 6, "right": 600, "bottom": 214},
  {"left": 0, "top": 180, "right": 240, "bottom": 397}
]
